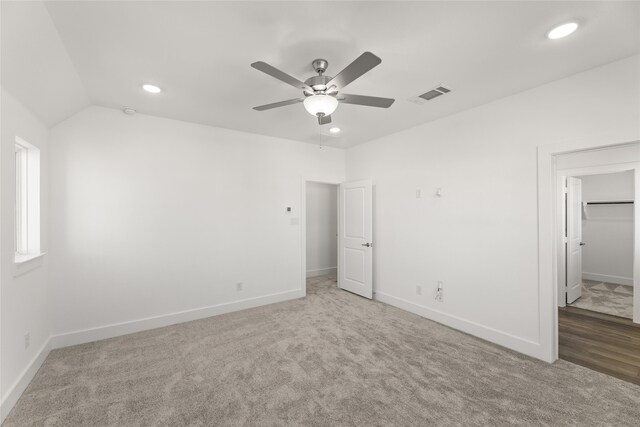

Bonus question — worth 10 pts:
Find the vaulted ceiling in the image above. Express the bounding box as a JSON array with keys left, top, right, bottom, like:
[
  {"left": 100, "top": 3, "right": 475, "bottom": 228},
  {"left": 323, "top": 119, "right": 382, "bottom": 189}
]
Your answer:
[{"left": 2, "top": 1, "right": 639, "bottom": 147}]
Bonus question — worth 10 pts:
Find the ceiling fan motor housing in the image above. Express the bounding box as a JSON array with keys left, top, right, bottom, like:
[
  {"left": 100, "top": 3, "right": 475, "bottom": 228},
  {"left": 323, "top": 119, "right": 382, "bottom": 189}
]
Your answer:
[{"left": 304, "top": 75, "right": 333, "bottom": 95}]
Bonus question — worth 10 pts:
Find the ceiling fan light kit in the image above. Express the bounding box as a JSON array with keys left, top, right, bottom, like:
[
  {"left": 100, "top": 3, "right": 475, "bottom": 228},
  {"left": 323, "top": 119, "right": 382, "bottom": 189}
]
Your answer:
[
  {"left": 303, "top": 94, "right": 338, "bottom": 117},
  {"left": 251, "top": 52, "right": 395, "bottom": 125}
]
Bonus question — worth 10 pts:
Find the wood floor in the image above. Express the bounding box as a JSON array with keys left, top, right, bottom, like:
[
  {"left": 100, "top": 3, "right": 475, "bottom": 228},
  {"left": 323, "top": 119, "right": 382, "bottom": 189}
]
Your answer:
[{"left": 559, "top": 306, "right": 640, "bottom": 385}]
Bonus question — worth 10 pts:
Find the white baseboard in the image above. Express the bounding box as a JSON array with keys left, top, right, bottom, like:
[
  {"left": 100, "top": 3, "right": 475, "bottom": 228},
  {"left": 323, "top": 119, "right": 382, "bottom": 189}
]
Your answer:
[
  {"left": 582, "top": 272, "right": 633, "bottom": 286},
  {"left": 1, "top": 337, "right": 51, "bottom": 424},
  {"left": 52, "top": 289, "right": 304, "bottom": 349},
  {"left": 306, "top": 267, "right": 337, "bottom": 278},
  {"left": 374, "top": 291, "right": 547, "bottom": 362}
]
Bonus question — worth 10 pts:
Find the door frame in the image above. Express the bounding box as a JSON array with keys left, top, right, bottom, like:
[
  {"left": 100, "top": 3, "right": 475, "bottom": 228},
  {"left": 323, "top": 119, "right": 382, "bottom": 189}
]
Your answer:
[
  {"left": 300, "top": 177, "right": 341, "bottom": 296},
  {"left": 537, "top": 135, "right": 640, "bottom": 363},
  {"left": 556, "top": 164, "right": 639, "bottom": 312}
]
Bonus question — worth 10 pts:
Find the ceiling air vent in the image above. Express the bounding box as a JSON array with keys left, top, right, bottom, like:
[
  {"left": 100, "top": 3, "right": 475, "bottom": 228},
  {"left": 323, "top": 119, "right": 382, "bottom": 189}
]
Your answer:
[
  {"left": 418, "top": 85, "right": 451, "bottom": 101},
  {"left": 419, "top": 89, "right": 443, "bottom": 101},
  {"left": 411, "top": 86, "right": 451, "bottom": 104}
]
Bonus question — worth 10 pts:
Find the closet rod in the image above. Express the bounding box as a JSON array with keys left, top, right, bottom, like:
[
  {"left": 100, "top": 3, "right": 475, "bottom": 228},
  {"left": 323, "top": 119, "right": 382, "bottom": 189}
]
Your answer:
[{"left": 585, "top": 201, "right": 634, "bottom": 205}]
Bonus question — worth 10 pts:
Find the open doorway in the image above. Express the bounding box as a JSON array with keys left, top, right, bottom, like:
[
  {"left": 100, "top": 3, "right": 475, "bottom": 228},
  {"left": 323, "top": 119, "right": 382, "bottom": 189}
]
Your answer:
[
  {"left": 305, "top": 181, "right": 338, "bottom": 292},
  {"left": 564, "top": 171, "right": 635, "bottom": 319},
  {"left": 553, "top": 144, "right": 640, "bottom": 385},
  {"left": 302, "top": 179, "right": 374, "bottom": 299}
]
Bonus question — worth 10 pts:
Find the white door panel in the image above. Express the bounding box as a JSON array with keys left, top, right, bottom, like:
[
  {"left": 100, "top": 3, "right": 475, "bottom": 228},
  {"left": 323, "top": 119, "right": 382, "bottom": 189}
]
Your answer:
[
  {"left": 345, "top": 188, "right": 366, "bottom": 238},
  {"left": 344, "top": 248, "right": 365, "bottom": 283},
  {"left": 339, "top": 180, "right": 373, "bottom": 299},
  {"left": 566, "top": 177, "right": 583, "bottom": 304}
]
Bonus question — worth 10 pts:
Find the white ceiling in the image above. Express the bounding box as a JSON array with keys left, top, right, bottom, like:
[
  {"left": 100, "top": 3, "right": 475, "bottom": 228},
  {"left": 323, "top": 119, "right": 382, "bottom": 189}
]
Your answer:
[
  {"left": 3, "top": 1, "right": 640, "bottom": 147},
  {"left": 1, "top": 1, "right": 89, "bottom": 125}
]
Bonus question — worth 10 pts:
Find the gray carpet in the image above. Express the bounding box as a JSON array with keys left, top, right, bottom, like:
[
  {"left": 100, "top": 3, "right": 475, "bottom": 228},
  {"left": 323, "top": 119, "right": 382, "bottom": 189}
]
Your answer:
[
  {"left": 4, "top": 275, "right": 640, "bottom": 426},
  {"left": 569, "top": 279, "right": 634, "bottom": 319}
]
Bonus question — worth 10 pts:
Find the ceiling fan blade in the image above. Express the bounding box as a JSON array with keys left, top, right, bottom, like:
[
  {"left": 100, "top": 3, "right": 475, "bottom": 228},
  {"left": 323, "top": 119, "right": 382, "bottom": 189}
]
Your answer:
[
  {"left": 338, "top": 94, "right": 395, "bottom": 108},
  {"left": 318, "top": 114, "right": 332, "bottom": 125},
  {"left": 326, "top": 52, "right": 382, "bottom": 90},
  {"left": 251, "top": 61, "right": 312, "bottom": 91},
  {"left": 253, "top": 98, "right": 303, "bottom": 111}
]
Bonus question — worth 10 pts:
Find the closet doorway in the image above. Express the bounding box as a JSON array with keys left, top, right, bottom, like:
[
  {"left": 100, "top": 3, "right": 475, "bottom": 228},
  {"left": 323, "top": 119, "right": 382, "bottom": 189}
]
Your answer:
[
  {"left": 564, "top": 171, "right": 635, "bottom": 319},
  {"left": 304, "top": 181, "right": 339, "bottom": 290}
]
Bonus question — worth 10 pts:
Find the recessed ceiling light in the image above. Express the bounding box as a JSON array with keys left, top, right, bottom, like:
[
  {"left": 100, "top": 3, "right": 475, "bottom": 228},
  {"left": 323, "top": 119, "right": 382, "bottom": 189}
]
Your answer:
[
  {"left": 547, "top": 22, "right": 578, "bottom": 40},
  {"left": 329, "top": 127, "right": 341, "bottom": 134},
  {"left": 142, "top": 84, "right": 162, "bottom": 94}
]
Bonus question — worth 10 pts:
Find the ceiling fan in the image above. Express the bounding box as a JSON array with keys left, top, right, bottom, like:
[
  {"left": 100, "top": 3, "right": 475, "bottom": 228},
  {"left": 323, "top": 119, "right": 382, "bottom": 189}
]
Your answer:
[{"left": 251, "top": 52, "right": 395, "bottom": 125}]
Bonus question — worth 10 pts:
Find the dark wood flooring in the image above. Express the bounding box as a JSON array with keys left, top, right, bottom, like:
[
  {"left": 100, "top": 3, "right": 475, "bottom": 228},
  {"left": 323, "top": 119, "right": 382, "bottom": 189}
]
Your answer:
[{"left": 559, "top": 306, "right": 640, "bottom": 385}]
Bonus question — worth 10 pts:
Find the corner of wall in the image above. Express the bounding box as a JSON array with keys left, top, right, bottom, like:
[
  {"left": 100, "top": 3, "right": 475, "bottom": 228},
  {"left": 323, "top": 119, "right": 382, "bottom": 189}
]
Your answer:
[{"left": 0, "top": 337, "right": 51, "bottom": 424}]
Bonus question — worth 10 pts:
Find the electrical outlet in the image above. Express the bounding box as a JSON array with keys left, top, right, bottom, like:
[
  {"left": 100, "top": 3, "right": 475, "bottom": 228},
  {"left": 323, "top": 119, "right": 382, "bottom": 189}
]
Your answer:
[
  {"left": 24, "top": 332, "right": 30, "bottom": 349},
  {"left": 416, "top": 285, "right": 422, "bottom": 295},
  {"left": 435, "top": 281, "right": 444, "bottom": 302},
  {"left": 416, "top": 189, "right": 422, "bottom": 198},
  {"left": 236, "top": 282, "right": 243, "bottom": 292}
]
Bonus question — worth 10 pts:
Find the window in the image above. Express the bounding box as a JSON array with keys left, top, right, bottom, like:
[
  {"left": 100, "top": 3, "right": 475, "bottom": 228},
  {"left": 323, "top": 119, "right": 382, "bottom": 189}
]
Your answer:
[{"left": 14, "top": 137, "right": 41, "bottom": 262}]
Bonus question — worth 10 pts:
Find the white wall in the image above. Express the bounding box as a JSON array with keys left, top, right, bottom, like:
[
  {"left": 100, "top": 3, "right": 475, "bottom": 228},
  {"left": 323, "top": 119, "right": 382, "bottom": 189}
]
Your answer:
[
  {"left": 49, "top": 106, "right": 345, "bottom": 344},
  {"left": 346, "top": 55, "right": 640, "bottom": 361},
  {"left": 306, "top": 182, "right": 337, "bottom": 277},
  {"left": 580, "top": 171, "right": 634, "bottom": 285},
  {"left": 556, "top": 144, "right": 640, "bottom": 170},
  {"left": 0, "top": 88, "right": 50, "bottom": 420}
]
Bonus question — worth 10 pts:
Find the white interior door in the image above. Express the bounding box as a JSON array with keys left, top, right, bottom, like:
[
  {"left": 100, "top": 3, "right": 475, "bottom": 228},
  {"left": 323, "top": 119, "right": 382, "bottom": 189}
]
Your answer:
[
  {"left": 566, "top": 177, "right": 584, "bottom": 304},
  {"left": 338, "top": 180, "right": 373, "bottom": 299}
]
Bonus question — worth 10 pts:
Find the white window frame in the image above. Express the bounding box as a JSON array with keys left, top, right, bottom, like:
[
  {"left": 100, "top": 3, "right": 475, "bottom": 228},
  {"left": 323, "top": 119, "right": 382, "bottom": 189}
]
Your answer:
[
  {"left": 15, "top": 143, "right": 28, "bottom": 254},
  {"left": 14, "top": 137, "right": 43, "bottom": 264}
]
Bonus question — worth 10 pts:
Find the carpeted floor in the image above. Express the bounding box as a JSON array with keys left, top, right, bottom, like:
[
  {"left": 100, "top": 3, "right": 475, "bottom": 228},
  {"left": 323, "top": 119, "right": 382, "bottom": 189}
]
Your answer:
[
  {"left": 5, "top": 275, "right": 640, "bottom": 426},
  {"left": 569, "top": 279, "right": 633, "bottom": 319}
]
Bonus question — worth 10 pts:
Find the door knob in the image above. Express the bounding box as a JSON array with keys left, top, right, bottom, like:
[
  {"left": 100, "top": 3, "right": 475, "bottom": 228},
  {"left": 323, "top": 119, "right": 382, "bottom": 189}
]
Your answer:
[
  {"left": 361, "top": 243, "right": 371, "bottom": 247},
  {"left": 580, "top": 242, "right": 586, "bottom": 246}
]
